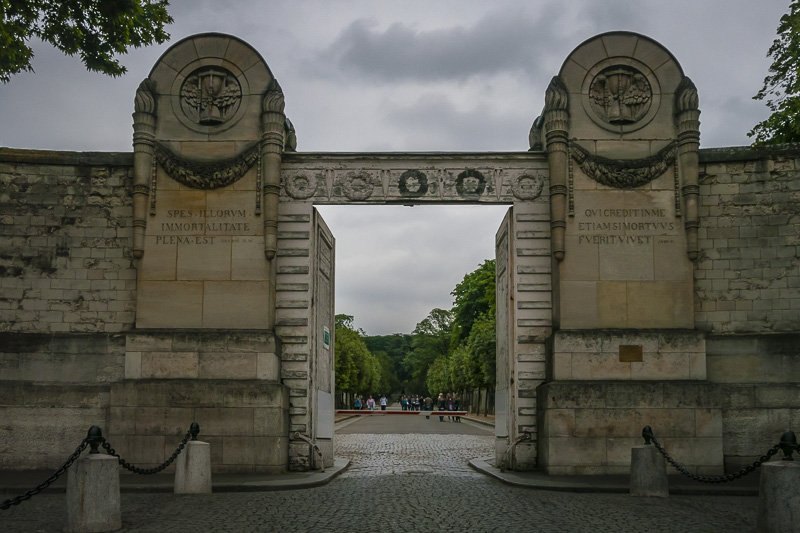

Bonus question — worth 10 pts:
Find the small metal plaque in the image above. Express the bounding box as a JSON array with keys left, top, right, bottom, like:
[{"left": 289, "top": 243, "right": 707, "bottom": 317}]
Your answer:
[{"left": 619, "top": 345, "right": 643, "bottom": 362}]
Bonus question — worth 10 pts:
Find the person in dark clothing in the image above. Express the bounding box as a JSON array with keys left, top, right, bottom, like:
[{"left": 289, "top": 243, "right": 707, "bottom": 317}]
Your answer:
[{"left": 453, "top": 394, "right": 462, "bottom": 422}]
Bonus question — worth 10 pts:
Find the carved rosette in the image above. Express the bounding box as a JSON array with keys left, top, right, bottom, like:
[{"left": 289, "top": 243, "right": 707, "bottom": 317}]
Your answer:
[
  {"left": 398, "top": 170, "right": 428, "bottom": 197},
  {"left": 343, "top": 172, "right": 377, "bottom": 201},
  {"left": 511, "top": 173, "right": 545, "bottom": 200},
  {"left": 284, "top": 173, "right": 318, "bottom": 199}
]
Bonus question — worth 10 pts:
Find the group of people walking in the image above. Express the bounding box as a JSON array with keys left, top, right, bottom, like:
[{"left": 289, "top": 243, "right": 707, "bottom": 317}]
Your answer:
[
  {"left": 353, "top": 395, "right": 388, "bottom": 411},
  {"left": 399, "top": 395, "right": 423, "bottom": 410},
  {"left": 436, "top": 392, "right": 462, "bottom": 422},
  {"left": 351, "top": 392, "right": 462, "bottom": 421}
]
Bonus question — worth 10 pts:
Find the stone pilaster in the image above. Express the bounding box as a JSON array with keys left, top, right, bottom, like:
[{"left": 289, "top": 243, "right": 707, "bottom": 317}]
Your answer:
[
  {"left": 131, "top": 79, "right": 156, "bottom": 259},
  {"left": 261, "top": 79, "right": 287, "bottom": 265},
  {"left": 675, "top": 76, "right": 701, "bottom": 261},
  {"left": 543, "top": 76, "right": 569, "bottom": 261}
]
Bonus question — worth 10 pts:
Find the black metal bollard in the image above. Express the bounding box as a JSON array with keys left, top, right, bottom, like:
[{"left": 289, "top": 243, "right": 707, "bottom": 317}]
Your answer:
[
  {"left": 190, "top": 422, "right": 200, "bottom": 441},
  {"left": 86, "top": 426, "right": 104, "bottom": 454},
  {"left": 642, "top": 425, "right": 653, "bottom": 445},
  {"left": 779, "top": 430, "right": 796, "bottom": 461}
]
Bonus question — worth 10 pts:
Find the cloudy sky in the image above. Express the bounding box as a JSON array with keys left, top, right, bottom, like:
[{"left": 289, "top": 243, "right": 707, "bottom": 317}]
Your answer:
[{"left": 0, "top": 0, "right": 788, "bottom": 335}]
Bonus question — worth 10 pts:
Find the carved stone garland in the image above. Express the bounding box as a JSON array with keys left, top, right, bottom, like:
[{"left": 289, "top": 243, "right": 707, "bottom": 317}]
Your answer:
[
  {"left": 569, "top": 141, "right": 677, "bottom": 189},
  {"left": 154, "top": 142, "right": 260, "bottom": 190}
]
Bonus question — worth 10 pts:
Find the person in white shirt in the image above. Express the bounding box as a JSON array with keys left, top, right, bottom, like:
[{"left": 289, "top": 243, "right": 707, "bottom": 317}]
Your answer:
[{"left": 379, "top": 395, "right": 387, "bottom": 411}]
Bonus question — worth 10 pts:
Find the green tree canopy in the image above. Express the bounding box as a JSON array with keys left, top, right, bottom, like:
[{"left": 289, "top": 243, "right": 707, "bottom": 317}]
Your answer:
[
  {"left": 450, "top": 259, "right": 495, "bottom": 345},
  {"left": 749, "top": 0, "right": 800, "bottom": 144},
  {"left": 1, "top": 0, "right": 173, "bottom": 83},
  {"left": 334, "top": 314, "right": 382, "bottom": 395},
  {"left": 404, "top": 308, "right": 452, "bottom": 394}
]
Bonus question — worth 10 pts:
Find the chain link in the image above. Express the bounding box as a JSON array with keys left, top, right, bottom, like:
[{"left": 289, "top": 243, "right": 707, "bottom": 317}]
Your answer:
[
  {"left": 651, "top": 436, "right": 780, "bottom": 483},
  {"left": 101, "top": 429, "right": 192, "bottom": 475},
  {"left": 1, "top": 439, "right": 89, "bottom": 510}
]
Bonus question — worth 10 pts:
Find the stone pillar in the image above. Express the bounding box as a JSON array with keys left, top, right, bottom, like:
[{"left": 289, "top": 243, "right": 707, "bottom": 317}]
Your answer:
[
  {"left": 630, "top": 445, "right": 669, "bottom": 497},
  {"left": 131, "top": 79, "right": 156, "bottom": 259},
  {"left": 675, "top": 76, "right": 701, "bottom": 261},
  {"left": 66, "top": 454, "right": 121, "bottom": 532},
  {"left": 261, "top": 79, "right": 287, "bottom": 271},
  {"left": 543, "top": 76, "right": 569, "bottom": 261},
  {"left": 757, "top": 461, "right": 800, "bottom": 532},
  {"left": 174, "top": 440, "right": 212, "bottom": 494}
]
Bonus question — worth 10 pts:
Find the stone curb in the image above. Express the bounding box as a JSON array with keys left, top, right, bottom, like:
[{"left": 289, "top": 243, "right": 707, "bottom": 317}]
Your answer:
[
  {"left": 463, "top": 416, "right": 494, "bottom": 428},
  {"left": 0, "top": 458, "right": 350, "bottom": 495},
  {"left": 468, "top": 457, "right": 759, "bottom": 496}
]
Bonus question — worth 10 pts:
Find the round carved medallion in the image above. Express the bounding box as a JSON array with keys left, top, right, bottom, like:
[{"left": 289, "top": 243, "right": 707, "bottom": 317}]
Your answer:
[
  {"left": 456, "top": 169, "right": 486, "bottom": 197},
  {"left": 511, "top": 173, "right": 544, "bottom": 200},
  {"left": 588, "top": 66, "right": 652, "bottom": 126},
  {"left": 180, "top": 67, "right": 242, "bottom": 126},
  {"left": 343, "top": 172, "right": 376, "bottom": 201},
  {"left": 398, "top": 170, "right": 428, "bottom": 197},
  {"left": 285, "top": 173, "right": 318, "bottom": 199}
]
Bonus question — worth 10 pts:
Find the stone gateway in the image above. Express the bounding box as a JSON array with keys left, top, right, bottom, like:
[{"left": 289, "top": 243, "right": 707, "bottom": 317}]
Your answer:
[{"left": 1, "top": 32, "right": 798, "bottom": 476}]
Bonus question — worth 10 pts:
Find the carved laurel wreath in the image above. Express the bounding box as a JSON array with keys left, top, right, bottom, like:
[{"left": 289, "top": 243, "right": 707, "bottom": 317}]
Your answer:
[
  {"left": 284, "top": 173, "right": 318, "bottom": 199},
  {"left": 569, "top": 141, "right": 677, "bottom": 189},
  {"left": 511, "top": 173, "right": 545, "bottom": 200},
  {"left": 398, "top": 170, "right": 428, "bottom": 196},
  {"left": 342, "top": 172, "right": 376, "bottom": 201},
  {"left": 154, "top": 142, "right": 259, "bottom": 190}
]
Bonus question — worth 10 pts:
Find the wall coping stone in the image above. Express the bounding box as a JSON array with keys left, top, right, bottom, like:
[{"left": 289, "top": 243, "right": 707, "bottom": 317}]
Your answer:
[{"left": 0, "top": 147, "right": 132, "bottom": 166}]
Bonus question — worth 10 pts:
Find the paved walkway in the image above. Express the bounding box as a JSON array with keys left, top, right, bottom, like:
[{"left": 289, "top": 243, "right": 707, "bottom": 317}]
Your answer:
[{"left": 0, "top": 417, "right": 760, "bottom": 532}]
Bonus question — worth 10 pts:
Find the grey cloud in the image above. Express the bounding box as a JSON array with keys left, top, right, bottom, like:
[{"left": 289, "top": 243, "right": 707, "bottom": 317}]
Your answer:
[
  {"left": 382, "top": 93, "right": 536, "bottom": 151},
  {"left": 580, "top": 0, "right": 646, "bottom": 33},
  {"left": 313, "top": 6, "right": 567, "bottom": 82}
]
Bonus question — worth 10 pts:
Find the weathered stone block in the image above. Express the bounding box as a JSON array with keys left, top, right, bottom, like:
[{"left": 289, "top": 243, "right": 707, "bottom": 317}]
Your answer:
[{"left": 575, "top": 408, "right": 636, "bottom": 437}]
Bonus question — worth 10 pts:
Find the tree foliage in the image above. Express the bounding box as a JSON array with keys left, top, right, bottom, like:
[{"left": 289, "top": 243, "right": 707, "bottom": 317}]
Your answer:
[
  {"left": 335, "top": 314, "right": 382, "bottom": 395},
  {"left": 337, "top": 259, "right": 497, "bottom": 400},
  {"left": 450, "top": 259, "right": 495, "bottom": 344},
  {"left": 749, "top": 0, "right": 800, "bottom": 144},
  {"left": 404, "top": 308, "right": 453, "bottom": 393},
  {"left": 1, "top": 0, "right": 173, "bottom": 83}
]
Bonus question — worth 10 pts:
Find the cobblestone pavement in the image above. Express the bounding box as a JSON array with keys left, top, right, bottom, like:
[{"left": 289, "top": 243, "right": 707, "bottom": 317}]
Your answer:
[{"left": 2, "top": 424, "right": 759, "bottom": 532}]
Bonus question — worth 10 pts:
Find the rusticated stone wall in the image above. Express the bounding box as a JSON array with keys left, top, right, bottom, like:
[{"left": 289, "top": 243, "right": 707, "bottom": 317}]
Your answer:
[
  {"left": 1, "top": 144, "right": 800, "bottom": 473},
  {"left": 695, "top": 145, "right": 800, "bottom": 334},
  {"left": 0, "top": 149, "right": 136, "bottom": 335}
]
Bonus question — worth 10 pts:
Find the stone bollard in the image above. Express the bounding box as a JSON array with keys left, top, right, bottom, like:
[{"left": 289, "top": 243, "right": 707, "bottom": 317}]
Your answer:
[
  {"left": 757, "top": 461, "right": 800, "bottom": 532},
  {"left": 174, "top": 440, "right": 212, "bottom": 494},
  {"left": 66, "top": 453, "right": 122, "bottom": 532},
  {"left": 630, "top": 445, "right": 669, "bottom": 497}
]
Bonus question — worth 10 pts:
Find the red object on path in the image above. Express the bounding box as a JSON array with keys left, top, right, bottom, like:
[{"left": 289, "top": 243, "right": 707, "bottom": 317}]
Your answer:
[{"left": 336, "top": 410, "right": 468, "bottom": 416}]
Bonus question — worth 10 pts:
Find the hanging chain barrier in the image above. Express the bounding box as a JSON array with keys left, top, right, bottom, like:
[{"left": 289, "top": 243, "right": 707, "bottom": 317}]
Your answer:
[
  {"left": 102, "top": 422, "right": 200, "bottom": 475},
  {"left": 0, "top": 422, "right": 200, "bottom": 510},
  {"left": 642, "top": 425, "right": 798, "bottom": 484},
  {"left": 0, "top": 436, "right": 89, "bottom": 511}
]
